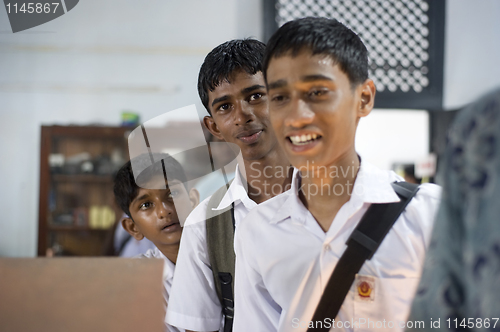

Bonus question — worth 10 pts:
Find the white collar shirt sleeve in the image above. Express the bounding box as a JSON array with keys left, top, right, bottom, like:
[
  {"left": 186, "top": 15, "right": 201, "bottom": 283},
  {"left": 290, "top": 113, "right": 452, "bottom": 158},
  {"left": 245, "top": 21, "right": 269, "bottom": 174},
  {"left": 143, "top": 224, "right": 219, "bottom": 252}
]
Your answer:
[
  {"left": 166, "top": 166, "right": 256, "bottom": 332},
  {"left": 233, "top": 161, "right": 441, "bottom": 332}
]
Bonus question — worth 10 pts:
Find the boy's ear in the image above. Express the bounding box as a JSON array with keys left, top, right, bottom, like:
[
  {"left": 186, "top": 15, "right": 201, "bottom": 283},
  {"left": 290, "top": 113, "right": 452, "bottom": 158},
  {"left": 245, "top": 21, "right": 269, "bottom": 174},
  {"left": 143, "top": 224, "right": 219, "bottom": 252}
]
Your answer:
[
  {"left": 188, "top": 188, "right": 200, "bottom": 209},
  {"left": 357, "top": 79, "right": 376, "bottom": 118},
  {"left": 203, "top": 116, "right": 225, "bottom": 141},
  {"left": 121, "top": 217, "right": 144, "bottom": 241}
]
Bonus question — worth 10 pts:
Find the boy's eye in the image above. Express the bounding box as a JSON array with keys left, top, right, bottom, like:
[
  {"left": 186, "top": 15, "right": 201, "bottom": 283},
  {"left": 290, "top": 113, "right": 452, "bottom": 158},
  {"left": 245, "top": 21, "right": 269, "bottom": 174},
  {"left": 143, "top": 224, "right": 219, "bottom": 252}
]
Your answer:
[
  {"left": 217, "top": 103, "right": 231, "bottom": 112},
  {"left": 249, "top": 92, "right": 263, "bottom": 102},
  {"left": 271, "top": 94, "right": 286, "bottom": 103},
  {"left": 139, "top": 202, "right": 153, "bottom": 210},
  {"left": 308, "top": 88, "right": 329, "bottom": 99}
]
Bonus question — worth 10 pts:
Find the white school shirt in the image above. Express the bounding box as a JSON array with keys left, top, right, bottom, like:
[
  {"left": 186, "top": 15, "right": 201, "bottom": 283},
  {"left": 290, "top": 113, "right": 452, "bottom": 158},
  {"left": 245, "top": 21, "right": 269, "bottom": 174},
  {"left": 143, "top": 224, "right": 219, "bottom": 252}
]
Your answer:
[
  {"left": 139, "top": 248, "right": 185, "bottom": 332},
  {"left": 166, "top": 166, "right": 259, "bottom": 331},
  {"left": 233, "top": 161, "right": 441, "bottom": 332}
]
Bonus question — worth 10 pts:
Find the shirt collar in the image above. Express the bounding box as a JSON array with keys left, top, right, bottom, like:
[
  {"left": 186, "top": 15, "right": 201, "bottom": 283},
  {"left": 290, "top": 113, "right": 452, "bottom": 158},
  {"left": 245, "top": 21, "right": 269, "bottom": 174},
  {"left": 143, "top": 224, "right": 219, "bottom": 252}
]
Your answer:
[
  {"left": 270, "top": 160, "right": 400, "bottom": 224},
  {"left": 355, "top": 161, "right": 401, "bottom": 203},
  {"left": 269, "top": 168, "right": 304, "bottom": 224},
  {"left": 155, "top": 248, "right": 175, "bottom": 281},
  {"left": 213, "top": 164, "right": 257, "bottom": 211}
]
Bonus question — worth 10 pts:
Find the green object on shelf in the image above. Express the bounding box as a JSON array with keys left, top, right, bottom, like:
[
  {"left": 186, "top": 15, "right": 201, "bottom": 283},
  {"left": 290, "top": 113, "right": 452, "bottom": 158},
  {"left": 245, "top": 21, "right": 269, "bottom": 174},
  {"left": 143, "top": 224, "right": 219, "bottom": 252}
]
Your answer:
[{"left": 121, "top": 112, "right": 140, "bottom": 126}]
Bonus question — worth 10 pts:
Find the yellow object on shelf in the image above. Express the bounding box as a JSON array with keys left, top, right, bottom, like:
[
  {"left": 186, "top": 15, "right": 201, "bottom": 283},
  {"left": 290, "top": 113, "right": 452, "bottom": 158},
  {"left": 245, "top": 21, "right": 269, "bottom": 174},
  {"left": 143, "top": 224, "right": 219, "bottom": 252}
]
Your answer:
[{"left": 89, "top": 205, "right": 116, "bottom": 229}]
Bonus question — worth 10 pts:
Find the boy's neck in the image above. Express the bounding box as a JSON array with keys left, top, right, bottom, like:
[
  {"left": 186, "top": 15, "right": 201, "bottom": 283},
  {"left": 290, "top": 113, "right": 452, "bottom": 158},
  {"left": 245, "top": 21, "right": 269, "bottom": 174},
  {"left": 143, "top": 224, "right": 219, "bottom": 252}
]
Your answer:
[
  {"left": 240, "top": 147, "right": 292, "bottom": 205},
  {"left": 299, "top": 151, "right": 361, "bottom": 232},
  {"left": 158, "top": 243, "right": 180, "bottom": 265}
]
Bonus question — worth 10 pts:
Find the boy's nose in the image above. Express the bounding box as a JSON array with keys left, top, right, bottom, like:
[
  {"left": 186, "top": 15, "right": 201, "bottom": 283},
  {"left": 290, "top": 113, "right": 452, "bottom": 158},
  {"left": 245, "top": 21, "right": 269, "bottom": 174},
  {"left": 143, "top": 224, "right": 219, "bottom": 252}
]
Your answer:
[
  {"left": 157, "top": 201, "right": 173, "bottom": 218},
  {"left": 284, "top": 98, "right": 314, "bottom": 129},
  {"left": 234, "top": 101, "right": 254, "bottom": 126}
]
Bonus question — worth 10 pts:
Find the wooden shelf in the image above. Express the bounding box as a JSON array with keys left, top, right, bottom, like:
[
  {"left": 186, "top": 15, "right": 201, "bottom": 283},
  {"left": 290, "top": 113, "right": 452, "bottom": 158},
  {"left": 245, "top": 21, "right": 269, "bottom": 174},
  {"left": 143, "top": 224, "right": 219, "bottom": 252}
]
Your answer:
[
  {"left": 38, "top": 125, "right": 130, "bottom": 257},
  {"left": 52, "top": 174, "right": 114, "bottom": 183},
  {"left": 48, "top": 225, "right": 111, "bottom": 232}
]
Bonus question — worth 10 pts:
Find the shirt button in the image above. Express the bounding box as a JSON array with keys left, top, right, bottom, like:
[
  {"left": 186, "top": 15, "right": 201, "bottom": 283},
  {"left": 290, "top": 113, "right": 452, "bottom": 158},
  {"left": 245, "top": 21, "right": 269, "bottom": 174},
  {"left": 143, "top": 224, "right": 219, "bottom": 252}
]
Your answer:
[{"left": 323, "top": 244, "right": 331, "bottom": 251}]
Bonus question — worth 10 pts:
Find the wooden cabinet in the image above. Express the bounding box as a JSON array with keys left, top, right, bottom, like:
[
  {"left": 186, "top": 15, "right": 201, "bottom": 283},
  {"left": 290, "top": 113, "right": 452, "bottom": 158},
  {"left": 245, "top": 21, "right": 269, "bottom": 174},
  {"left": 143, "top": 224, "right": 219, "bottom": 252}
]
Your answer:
[{"left": 38, "top": 126, "right": 131, "bottom": 256}]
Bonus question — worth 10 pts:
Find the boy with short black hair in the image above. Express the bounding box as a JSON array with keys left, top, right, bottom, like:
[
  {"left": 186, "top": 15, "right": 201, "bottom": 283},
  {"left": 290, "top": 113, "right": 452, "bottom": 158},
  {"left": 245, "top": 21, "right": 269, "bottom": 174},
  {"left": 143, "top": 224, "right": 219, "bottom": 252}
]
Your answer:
[
  {"left": 166, "top": 39, "right": 292, "bottom": 332},
  {"left": 114, "top": 153, "right": 199, "bottom": 332},
  {"left": 233, "top": 17, "right": 441, "bottom": 332}
]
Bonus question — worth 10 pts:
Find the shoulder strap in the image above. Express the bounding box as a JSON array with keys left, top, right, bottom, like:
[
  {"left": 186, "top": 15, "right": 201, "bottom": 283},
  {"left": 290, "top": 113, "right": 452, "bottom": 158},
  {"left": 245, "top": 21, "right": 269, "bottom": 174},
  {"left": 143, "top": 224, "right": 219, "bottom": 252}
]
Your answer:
[
  {"left": 307, "top": 181, "right": 419, "bottom": 331},
  {"left": 206, "top": 179, "right": 236, "bottom": 332}
]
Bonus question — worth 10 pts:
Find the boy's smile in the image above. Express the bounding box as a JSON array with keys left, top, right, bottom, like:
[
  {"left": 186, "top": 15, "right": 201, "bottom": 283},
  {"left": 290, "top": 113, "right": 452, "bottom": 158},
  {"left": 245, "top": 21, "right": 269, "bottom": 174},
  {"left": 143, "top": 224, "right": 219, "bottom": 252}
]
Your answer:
[
  {"left": 204, "top": 71, "right": 279, "bottom": 161},
  {"left": 266, "top": 51, "right": 374, "bottom": 170}
]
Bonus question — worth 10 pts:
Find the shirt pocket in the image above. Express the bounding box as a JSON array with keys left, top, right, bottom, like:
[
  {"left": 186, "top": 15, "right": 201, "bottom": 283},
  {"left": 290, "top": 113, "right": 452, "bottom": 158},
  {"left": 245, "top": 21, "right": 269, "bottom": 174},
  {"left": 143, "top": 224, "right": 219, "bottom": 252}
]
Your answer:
[{"left": 352, "top": 275, "right": 420, "bottom": 332}]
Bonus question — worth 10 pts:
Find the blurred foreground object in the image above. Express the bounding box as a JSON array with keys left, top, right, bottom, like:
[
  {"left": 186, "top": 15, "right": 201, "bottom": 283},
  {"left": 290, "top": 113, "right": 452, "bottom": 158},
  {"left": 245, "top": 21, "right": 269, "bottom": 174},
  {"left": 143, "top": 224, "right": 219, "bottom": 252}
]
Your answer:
[
  {"left": 0, "top": 258, "right": 164, "bottom": 332},
  {"left": 407, "top": 87, "right": 500, "bottom": 329}
]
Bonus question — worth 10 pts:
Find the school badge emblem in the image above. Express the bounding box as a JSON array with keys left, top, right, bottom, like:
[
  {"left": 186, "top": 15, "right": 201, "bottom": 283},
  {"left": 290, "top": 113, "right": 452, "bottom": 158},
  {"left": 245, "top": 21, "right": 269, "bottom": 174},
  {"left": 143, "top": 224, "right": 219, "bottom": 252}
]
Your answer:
[{"left": 355, "top": 275, "right": 375, "bottom": 302}]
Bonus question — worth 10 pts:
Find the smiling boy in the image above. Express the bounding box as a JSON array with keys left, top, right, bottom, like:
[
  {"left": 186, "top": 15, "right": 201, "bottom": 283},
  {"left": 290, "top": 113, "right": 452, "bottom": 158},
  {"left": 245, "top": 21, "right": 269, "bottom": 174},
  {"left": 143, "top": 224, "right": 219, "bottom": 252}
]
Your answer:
[
  {"left": 166, "top": 39, "right": 292, "bottom": 332},
  {"left": 114, "top": 153, "right": 199, "bottom": 332},
  {"left": 233, "top": 17, "right": 441, "bottom": 332}
]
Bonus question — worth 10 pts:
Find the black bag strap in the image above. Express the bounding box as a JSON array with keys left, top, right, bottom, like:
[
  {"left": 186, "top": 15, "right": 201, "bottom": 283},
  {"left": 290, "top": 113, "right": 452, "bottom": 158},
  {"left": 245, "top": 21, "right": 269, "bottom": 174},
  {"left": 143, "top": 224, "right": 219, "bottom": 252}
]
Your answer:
[
  {"left": 219, "top": 271, "right": 234, "bottom": 332},
  {"left": 206, "top": 179, "right": 236, "bottom": 332},
  {"left": 218, "top": 204, "right": 235, "bottom": 332},
  {"left": 307, "top": 181, "right": 419, "bottom": 331}
]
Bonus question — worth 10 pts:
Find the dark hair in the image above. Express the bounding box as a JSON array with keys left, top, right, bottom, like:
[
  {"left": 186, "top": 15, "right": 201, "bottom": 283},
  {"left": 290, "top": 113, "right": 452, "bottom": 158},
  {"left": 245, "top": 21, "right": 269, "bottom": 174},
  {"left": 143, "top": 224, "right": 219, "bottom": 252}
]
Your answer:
[
  {"left": 198, "top": 39, "right": 266, "bottom": 115},
  {"left": 263, "top": 17, "right": 369, "bottom": 88},
  {"left": 113, "top": 153, "right": 187, "bottom": 218}
]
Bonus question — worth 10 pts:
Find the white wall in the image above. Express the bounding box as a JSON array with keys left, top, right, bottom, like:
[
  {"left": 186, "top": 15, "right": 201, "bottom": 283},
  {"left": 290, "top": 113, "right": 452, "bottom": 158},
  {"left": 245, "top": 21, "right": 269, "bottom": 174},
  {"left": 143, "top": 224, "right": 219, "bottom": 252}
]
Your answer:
[
  {"left": 0, "top": 0, "right": 262, "bottom": 257},
  {"left": 443, "top": 0, "right": 500, "bottom": 109},
  {"left": 356, "top": 110, "right": 429, "bottom": 171}
]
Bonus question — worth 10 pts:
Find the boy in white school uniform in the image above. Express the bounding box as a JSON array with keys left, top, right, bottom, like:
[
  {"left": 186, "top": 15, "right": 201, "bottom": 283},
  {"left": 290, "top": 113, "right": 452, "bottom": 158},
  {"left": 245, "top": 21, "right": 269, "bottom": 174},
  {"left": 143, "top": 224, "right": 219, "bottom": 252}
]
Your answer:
[
  {"left": 233, "top": 17, "right": 441, "bottom": 332},
  {"left": 166, "top": 39, "right": 292, "bottom": 332},
  {"left": 113, "top": 153, "right": 200, "bottom": 332}
]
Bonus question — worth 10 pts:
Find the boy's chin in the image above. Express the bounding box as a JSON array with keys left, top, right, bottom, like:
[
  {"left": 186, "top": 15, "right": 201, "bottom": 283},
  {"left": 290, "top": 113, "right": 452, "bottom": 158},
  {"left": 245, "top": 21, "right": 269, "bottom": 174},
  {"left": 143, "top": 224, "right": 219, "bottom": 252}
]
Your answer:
[
  {"left": 159, "top": 227, "right": 182, "bottom": 244},
  {"left": 288, "top": 157, "right": 317, "bottom": 171},
  {"left": 293, "top": 159, "right": 337, "bottom": 176}
]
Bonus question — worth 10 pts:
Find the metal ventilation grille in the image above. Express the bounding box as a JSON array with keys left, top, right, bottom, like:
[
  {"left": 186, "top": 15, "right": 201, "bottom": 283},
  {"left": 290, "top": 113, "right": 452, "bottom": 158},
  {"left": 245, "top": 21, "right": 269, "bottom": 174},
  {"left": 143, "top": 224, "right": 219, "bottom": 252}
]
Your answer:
[{"left": 274, "top": 0, "right": 436, "bottom": 95}]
